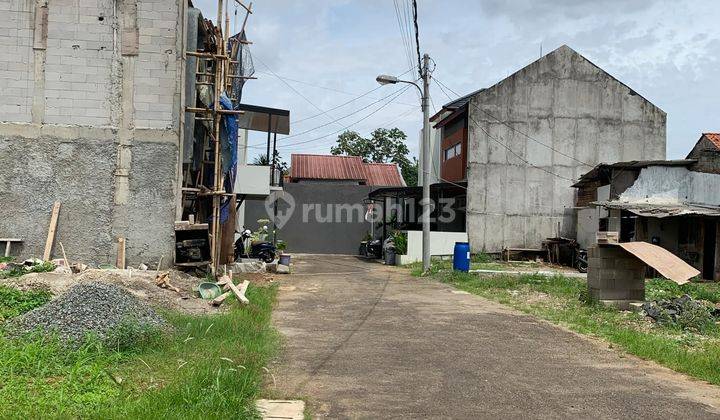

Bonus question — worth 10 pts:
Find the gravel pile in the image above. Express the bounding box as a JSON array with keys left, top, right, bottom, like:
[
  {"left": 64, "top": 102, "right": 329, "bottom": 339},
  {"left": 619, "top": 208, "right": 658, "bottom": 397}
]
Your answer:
[{"left": 10, "top": 282, "right": 168, "bottom": 343}]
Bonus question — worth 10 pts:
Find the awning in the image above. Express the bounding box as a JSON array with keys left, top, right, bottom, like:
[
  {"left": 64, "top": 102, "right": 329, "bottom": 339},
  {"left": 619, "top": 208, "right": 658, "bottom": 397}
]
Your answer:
[
  {"left": 593, "top": 201, "right": 720, "bottom": 218},
  {"left": 236, "top": 104, "right": 290, "bottom": 135},
  {"left": 609, "top": 242, "right": 700, "bottom": 284}
]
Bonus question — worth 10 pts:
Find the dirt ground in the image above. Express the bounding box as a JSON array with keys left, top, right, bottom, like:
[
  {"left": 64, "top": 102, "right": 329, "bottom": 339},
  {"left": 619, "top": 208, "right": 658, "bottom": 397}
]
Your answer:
[{"left": 2, "top": 268, "right": 273, "bottom": 315}]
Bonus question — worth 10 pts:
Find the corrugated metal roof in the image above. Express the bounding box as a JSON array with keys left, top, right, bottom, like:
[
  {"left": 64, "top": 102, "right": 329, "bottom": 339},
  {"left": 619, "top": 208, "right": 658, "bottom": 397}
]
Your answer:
[
  {"left": 593, "top": 201, "right": 720, "bottom": 218},
  {"left": 290, "top": 154, "right": 405, "bottom": 186},
  {"left": 291, "top": 154, "right": 366, "bottom": 181},
  {"left": 703, "top": 133, "right": 720, "bottom": 149},
  {"left": 573, "top": 159, "right": 697, "bottom": 187},
  {"left": 364, "top": 163, "right": 406, "bottom": 186}
]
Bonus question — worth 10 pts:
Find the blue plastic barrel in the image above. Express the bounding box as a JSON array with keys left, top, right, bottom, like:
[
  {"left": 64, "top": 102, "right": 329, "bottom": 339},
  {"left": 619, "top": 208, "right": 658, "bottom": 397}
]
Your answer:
[{"left": 453, "top": 242, "right": 470, "bottom": 272}]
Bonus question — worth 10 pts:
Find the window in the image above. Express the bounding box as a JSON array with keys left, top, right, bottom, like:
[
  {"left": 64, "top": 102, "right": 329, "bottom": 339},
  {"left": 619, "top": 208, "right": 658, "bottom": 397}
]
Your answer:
[{"left": 444, "top": 143, "right": 462, "bottom": 161}]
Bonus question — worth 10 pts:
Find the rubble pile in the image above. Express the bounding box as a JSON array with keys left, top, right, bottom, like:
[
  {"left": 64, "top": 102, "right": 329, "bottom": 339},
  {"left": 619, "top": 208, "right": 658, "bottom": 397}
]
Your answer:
[
  {"left": 642, "top": 294, "right": 720, "bottom": 331},
  {"left": 10, "top": 282, "right": 167, "bottom": 343}
]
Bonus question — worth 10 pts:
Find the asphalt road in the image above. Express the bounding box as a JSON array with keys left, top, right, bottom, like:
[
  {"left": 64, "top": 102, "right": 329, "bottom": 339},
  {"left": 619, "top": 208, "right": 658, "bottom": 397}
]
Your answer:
[{"left": 270, "top": 255, "right": 720, "bottom": 419}]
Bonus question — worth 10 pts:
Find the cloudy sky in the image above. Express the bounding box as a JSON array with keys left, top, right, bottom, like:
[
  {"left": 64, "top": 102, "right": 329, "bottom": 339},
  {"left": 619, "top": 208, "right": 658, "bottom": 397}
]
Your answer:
[{"left": 194, "top": 0, "right": 718, "bottom": 160}]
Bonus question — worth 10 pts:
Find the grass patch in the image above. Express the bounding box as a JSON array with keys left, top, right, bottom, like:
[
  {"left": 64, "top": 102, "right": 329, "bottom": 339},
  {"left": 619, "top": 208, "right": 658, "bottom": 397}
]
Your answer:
[
  {"left": 0, "top": 285, "right": 52, "bottom": 321},
  {"left": 425, "top": 268, "right": 720, "bottom": 386},
  {"left": 0, "top": 285, "right": 279, "bottom": 419}
]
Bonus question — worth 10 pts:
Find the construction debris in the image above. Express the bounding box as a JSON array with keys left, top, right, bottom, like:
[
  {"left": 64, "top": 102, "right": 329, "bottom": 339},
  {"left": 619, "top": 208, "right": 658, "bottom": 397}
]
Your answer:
[
  {"left": 155, "top": 271, "right": 182, "bottom": 293},
  {"left": 9, "top": 282, "right": 167, "bottom": 343},
  {"left": 641, "top": 294, "right": 720, "bottom": 331}
]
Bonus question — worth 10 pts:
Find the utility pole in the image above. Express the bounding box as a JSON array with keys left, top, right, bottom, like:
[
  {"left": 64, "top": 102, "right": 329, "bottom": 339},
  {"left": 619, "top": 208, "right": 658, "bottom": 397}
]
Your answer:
[
  {"left": 420, "top": 53, "right": 431, "bottom": 273},
  {"left": 376, "top": 53, "right": 432, "bottom": 273}
]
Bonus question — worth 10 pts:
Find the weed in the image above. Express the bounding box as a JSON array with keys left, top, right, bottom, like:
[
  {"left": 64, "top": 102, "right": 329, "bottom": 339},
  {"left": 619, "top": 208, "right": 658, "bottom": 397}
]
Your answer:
[
  {"left": 0, "top": 286, "right": 52, "bottom": 321},
  {"left": 470, "top": 252, "right": 492, "bottom": 263},
  {"left": 0, "top": 261, "right": 55, "bottom": 279}
]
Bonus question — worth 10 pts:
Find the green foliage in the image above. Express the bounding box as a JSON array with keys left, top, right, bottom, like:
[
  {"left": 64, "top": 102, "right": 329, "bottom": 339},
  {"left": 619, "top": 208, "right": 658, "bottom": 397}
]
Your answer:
[
  {"left": 0, "top": 286, "right": 51, "bottom": 321},
  {"left": 470, "top": 252, "right": 492, "bottom": 263},
  {"left": 674, "top": 303, "right": 716, "bottom": 333},
  {"left": 276, "top": 240, "right": 287, "bottom": 251},
  {"left": 253, "top": 151, "right": 289, "bottom": 175},
  {"left": 646, "top": 278, "right": 720, "bottom": 303},
  {"left": 331, "top": 128, "right": 418, "bottom": 186},
  {"left": 392, "top": 231, "right": 407, "bottom": 255},
  {"left": 0, "top": 261, "right": 56, "bottom": 279},
  {"left": 0, "top": 286, "right": 280, "bottom": 418},
  {"left": 103, "top": 319, "right": 165, "bottom": 352}
]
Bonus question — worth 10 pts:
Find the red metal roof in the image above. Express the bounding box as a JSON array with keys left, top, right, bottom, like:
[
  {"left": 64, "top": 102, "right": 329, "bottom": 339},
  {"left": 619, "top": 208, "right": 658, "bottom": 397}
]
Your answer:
[
  {"left": 703, "top": 133, "right": 720, "bottom": 149},
  {"left": 363, "top": 162, "right": 406, "bottom": 186},
  {"left": 290, "top": 154, "right": 405, "bottom": 186},
  {"left": 291, "top": 154, "right": 366, "bottom": 181}
]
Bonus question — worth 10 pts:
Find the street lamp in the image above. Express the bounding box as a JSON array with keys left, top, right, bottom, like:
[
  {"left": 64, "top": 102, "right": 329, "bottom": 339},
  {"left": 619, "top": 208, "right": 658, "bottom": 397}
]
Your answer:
[{"left": 376, "top": 54, "right": 432, "bottom": 273}]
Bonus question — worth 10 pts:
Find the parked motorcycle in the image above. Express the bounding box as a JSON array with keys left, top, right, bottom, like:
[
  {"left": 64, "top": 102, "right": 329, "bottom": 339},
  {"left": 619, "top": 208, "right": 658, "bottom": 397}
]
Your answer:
[
  {"left": 359, "top": 238, "right": 383, "bottom": 259},
  {"left": 234, "top": 228, "right": 277, "bottom": 263},
  {"left": 576, "top": 249, "right": 588, "bottom": 273}
]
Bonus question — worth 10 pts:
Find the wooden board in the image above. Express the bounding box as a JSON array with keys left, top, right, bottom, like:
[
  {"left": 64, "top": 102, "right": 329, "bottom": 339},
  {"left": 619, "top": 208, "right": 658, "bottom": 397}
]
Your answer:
[
  {"left": 116, "top": 237, "right": 126, "bottom": 269},
  {"left": 614, "top": 242, "right": 700, "bottom": 284},
  {"left": 42, "top": 202, "right": 61, "bottom": 261}
]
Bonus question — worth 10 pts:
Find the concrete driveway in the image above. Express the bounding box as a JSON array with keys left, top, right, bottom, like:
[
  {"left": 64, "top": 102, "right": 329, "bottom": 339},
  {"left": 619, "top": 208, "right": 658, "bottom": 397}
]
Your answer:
[{"left": 271, "top": 255, "right": 720, "bottom": 419}]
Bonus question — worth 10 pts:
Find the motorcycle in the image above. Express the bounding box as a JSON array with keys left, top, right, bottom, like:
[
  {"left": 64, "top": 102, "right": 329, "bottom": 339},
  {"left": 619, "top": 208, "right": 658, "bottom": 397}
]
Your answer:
[
  {"left": 359, "top": 238, "right": 383, "bottom": 259},
  {"left": 234, "top": 228, "right": 277, "bottom": 263},
  {"left": 576, "top": 248, "right": 588, "bottom": 273}
]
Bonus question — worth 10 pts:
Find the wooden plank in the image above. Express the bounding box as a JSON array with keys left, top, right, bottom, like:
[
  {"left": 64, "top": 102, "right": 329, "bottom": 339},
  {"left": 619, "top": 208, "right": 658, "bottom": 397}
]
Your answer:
[
  {"left": 42, "top": 202, "right": 61, "bottom": 261},
  {"left": 116, "top": 237, "right": 126, "bottom": 269},
  {"left": 615, "top": 242, "right": 700, "bottom": 284},
  {"left": 226, "top": 279, "right": 250, "bottom": 305}
]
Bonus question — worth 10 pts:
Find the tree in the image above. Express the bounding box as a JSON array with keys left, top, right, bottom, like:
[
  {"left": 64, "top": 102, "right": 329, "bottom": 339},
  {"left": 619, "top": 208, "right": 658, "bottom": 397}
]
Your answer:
[{"left": 331, "top": 128, "right": 418, "bottom": 186}]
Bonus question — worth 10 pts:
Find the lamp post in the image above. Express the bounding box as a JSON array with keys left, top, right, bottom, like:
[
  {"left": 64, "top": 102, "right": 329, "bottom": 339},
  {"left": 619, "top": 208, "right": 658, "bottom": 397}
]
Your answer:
[{"left": 377, "top": 54, "right": 431, "bottom": 273}]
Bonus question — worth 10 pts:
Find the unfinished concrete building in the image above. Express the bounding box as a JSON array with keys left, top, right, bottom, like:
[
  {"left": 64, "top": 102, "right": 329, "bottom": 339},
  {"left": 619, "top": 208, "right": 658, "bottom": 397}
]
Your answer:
[
  {"left": 432, "top": 45, "right": 666, "bottom": 253},
  {"left": 0, "top": 0, "right": 186, "bottom": 266},
  {"left": 0, "top": 0, "right": 260, "bottom": 271}
]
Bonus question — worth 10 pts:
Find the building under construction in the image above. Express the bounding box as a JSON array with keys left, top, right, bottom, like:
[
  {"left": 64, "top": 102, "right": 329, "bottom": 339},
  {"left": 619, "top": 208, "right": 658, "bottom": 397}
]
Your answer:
[{"left": 0, "top": 0, "right": 286, "bottom": 274}]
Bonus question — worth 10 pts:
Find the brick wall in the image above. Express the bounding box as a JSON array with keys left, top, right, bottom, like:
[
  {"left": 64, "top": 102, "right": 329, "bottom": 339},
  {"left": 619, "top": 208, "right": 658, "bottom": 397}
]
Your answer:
[
  {"left": 0, "top": 0, "right": 34, "bottom": 123},
  {"left": 587, "top": 245, "right": 646, "bottom": 306},
  {"left": 0, "top": 0, "right": 181, "bottom": 129},
  {"left": 44, "top": 0, "right": 115, "bottom": 126},
  {"left": 135, "top": 0, "right": 179, "bottom": 129}
]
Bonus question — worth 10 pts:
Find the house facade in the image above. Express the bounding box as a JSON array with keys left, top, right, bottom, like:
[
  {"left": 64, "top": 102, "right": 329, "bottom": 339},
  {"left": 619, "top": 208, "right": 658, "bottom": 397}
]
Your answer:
[{"left": 433, "top": 45, "right": 666, "bottom": 253}]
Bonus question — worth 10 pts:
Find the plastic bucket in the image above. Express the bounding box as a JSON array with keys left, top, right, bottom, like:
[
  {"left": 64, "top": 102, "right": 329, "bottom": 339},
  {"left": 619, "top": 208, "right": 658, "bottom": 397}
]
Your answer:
[
  {"left": 279, "top": 254, "right": 291, "bottom": 266},
  {"left": 453, "top": 242, "right": 470, "bottom": 272}
]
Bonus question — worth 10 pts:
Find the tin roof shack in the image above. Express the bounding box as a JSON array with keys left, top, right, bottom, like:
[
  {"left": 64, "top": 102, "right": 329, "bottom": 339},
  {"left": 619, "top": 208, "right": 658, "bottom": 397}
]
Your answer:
[{"left": 574, "top": 140, "right": 720, "bottom": 280}]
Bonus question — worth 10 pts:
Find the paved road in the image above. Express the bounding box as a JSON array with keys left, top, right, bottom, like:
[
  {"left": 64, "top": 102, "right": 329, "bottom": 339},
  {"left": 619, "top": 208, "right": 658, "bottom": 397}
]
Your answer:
[{"left": 270, "top": 255, "right": 720, "bottom": 419}]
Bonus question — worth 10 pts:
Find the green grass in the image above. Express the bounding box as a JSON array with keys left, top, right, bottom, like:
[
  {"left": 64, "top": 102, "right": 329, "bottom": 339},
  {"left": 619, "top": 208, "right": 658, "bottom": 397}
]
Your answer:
[
  {"left": 0, "top": 285, "right": 51, "bottom": 321},
  {"left": 424, "top": 267, "right": 720, "bottom": 386},
  {"left": 0, "top": 285, "right": 280, "bottom": 419}
]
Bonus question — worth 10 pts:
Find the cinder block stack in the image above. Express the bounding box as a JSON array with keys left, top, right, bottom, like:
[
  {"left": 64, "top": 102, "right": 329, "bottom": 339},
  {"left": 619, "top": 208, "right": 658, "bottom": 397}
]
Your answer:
[{"left": 587, "top": 245, "right": 646, "bottom": 307}]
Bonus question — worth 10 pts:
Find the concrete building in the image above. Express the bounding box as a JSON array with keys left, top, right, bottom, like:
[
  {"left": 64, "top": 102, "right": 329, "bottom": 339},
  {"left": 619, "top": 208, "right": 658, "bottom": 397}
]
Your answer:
[
  {"left": 432, "top": 45, "right": 666, "bottom": 253},
  {"left": 0, "top": 0, "right": 185, "bottom": 266}
]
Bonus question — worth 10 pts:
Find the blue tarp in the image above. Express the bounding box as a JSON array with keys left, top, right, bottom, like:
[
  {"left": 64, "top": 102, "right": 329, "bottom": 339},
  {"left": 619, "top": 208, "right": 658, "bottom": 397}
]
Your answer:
[{"left": 219, "top": 93, "right": 238, "bottom": 192}]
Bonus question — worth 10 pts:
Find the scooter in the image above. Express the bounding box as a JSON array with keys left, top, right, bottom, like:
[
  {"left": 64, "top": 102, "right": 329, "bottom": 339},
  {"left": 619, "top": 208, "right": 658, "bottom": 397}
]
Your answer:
[
  {"left": 576, "top": 249, "right": 588, "bottom": 273},
  {"left": 234, "top": 228, "right": 277, "bottom": 263}
]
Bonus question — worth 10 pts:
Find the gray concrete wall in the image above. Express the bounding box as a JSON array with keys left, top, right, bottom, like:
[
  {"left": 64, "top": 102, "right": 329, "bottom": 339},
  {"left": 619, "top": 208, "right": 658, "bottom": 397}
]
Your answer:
[
  {"left": 0, "top": 0, "right": 183, "bottom": 267},
  {"left": 466, "top": 45, "right": 666, "bottom": 252},
  {"left": 244, "top": 183, "right": 376, "bottom": 255}
]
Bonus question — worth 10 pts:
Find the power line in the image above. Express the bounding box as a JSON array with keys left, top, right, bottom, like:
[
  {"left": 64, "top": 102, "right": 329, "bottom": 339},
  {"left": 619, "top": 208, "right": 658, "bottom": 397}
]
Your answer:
[
  {"left": 253, "top": 54, "right": 344, "bottom": 130},
  {"left": 393, "top": 0, "right": 415, "bottom": 74},
  {"left": 246, "top": 84, "right": 411, "bottom": 147},
  {"left": 253, "top": 69, "right": 418, "bottom": 111},
  {"left": 280, "top": 84, "right": 413, "bottom": 150},
  {"left": 433, "top": 76, "right": 593, "bottom": 168},
  {"left": 411, "top": 0, "right": 422, "bottom": 78}
]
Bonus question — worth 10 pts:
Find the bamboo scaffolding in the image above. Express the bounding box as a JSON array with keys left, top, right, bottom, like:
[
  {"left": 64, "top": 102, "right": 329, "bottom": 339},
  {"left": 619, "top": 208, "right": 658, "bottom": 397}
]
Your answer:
[{"left": 181, "top": 0, "right": 254, "bottom": 277}]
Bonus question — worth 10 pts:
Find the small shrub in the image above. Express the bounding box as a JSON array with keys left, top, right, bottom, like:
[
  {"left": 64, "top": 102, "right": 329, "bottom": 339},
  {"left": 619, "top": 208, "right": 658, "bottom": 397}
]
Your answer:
[
  {"left": 471, "top": 252, "right": 492, "bottom": 263},
  {"left": 393, "top": 231, "right": 407, "bottom": 255},
  {"left": 675, "top": 302, "right": 716, "bottom": 333},
  {"left": 103, "top": 319, "right": 164, "bottom": 352}
]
